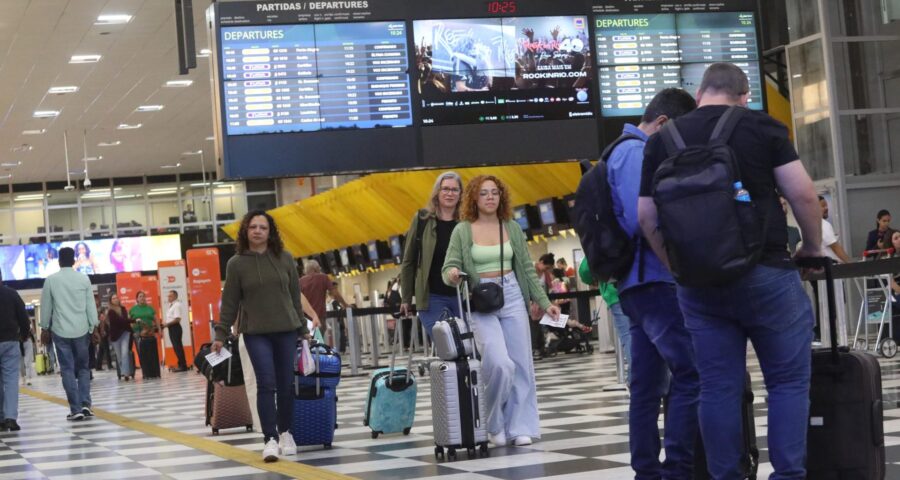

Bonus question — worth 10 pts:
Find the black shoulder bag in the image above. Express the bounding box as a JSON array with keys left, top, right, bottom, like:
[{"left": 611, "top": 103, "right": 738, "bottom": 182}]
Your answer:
[{"left": 469, "top": 221, "right": 506, "bottom": 314}]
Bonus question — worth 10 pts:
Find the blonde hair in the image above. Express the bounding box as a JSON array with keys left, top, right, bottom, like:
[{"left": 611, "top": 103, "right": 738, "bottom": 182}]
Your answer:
[{"left": 427, "top": 171, "right": 463, "bottom": 218}]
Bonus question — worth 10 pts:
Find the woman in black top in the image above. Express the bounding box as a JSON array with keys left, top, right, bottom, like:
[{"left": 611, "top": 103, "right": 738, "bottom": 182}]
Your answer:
[{"left": 866, "top": 209, "right": 892, "bottom": 251}]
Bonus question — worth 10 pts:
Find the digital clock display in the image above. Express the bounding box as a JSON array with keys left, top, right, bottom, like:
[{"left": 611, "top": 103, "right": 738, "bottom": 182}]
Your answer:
[{"left": 485, "top": 1, "right": 517, "bottom": 14}]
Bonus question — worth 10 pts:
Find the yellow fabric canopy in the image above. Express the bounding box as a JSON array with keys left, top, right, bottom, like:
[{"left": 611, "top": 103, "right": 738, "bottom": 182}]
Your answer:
[{"left": 223, "top": 162, "right": 582, "bottom": 257}]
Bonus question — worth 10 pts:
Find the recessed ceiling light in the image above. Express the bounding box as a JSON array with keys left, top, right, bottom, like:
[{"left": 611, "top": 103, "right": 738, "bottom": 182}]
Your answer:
[
  {"left": 10, "top": 144, "right": 33, "bottom": 152},
  {"left": 198, "top": 49, "right": 211, "bottom": 57},
  {"left": 33, "top": 110, "right": 60, "bottom": 118},
  {"left": 95, "top": 14, "right": 132, "bottom": 25},
  {"left": 165, "top": 80, "right": 193, "bottom": 87},
  {"left": 181, "top": 150, "right": 203, "bottom": 155},
  {"left": 48, "top": 86, "right": 79, "bottom": 94},
  {"left": 97, "top": 141, "right": 121, "bottom": 147},
  {"left": 136, "top": 105, "right": 164, "bottom": 112},
  {"left": 22, "top": 129, "right": 47, "bottom": 135},
  {"left": 82, "top": 156, "right": 103, "bottom": 162},
  {"left": 205, "top": 136, "right": 215, "bottom": 141},
  {"left": 1, "top": 162, "right": 22, "bottom": 168},
  {"left": 117, "top": 123, "right": 142, "bottom": 130},
  {"left": 70, "top": 54, "right": 102, "bottom": 64}
]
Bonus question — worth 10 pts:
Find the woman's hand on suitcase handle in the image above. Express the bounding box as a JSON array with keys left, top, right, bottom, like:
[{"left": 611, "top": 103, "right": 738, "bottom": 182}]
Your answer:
[
  {"left": 545, "top": 305, "right": 561, "bottom": 320},
  {"left": 447, "top": 267, "right": 462, "bottom": 285},
  {"left": 212, "top": 340, "right": 223, "bottom": 354},
  {"left": 399, "top": 303, "right": 410, "bottom": 317}
]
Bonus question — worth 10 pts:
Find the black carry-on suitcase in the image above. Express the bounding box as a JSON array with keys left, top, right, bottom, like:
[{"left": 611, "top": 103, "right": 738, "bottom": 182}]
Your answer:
[{"left": 800, "top": 257, "right": 885, "bottom": 479}]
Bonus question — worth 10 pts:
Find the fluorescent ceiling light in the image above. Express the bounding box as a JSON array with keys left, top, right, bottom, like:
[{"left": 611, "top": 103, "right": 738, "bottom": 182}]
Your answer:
[
  {"left": 97, "top": 141, "right": 121, "bottom": 147},
  {"left": 165, "top": 80, "right": 193, "bottom": 87},
  {"left": 10, "top": 144, "right": 33, "bottom": 152},
  {"left": 205, "top": 136, "right": 215, "bottom": 141},
  {"left": 136, "top": 105, "right": 164, "bottom": 112},
  {"left": 114, "top": 194, "right": 139, "bottom": 200},
  {"left": 70, "top": 54, "right": 102, "bottom": 64},
  {"left": 15, "top": 194, "right": 46, "bottom": 201},
  {"left": 117, "top": 123, "right": 142, "bottom": 130},
  {"left": 1, "top": 162, "right": 22, "bottom": 167},
  {"left": 48, "top": 86, "right": 79, "bottom": 94},
  {"left": 82, "top": 156, "right": 102, "bottom": 162},
  {"left": 96, "top": 14, "right": 132, "bottom": 25},
  {"left": 198, "top": 49, "right": 211, "bottom": 57},
  {"left": 160, "top": 163, "right": 182, "bottom": 169},
  {"left": 33, "top": 110, "right": 60, "bottom": 118},
  {"left": 0, "top": 175, "right": 12, "bottom": 180},
  {"left": 22, "top": 129, "right": 46, "bottom": 135},
  {"left": 181, "top": 150, "right": 202, "bottom": 155},
  {"left": 82, "top": 192, "right": 111, "bottom": 199},
  {"left": 69, "top": 169, "right": 85, "bottom": 175},
  {"left": 149, "top": 186, "right": 179, "bottom": 192}
]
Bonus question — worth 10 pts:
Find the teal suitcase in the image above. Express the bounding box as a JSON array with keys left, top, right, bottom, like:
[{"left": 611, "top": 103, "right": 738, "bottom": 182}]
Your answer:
[{"left": 363, "top": 321, "right": 418, "bottom": 438}]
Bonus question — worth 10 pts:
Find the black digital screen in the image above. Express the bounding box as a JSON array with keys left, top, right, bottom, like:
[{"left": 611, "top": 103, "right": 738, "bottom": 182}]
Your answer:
[
  {"left": 538, "top": 200, "right": 556, "bottom": 225},
  {"left": 390, "top": 236, "right": 402, "bottom": 257},
  {"left": 513, "top": 206, "right": 530, "bottom": 230},
  {"left": 413, "top": 15, "right": 594, "bottom": 126},
  {"left": 593, "top": 4, "right": 763, "bottom": 117}
]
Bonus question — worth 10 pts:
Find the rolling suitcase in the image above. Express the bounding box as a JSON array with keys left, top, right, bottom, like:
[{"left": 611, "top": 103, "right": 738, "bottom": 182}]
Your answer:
[
  {"left": 206, "top": 381, "right": 254, "bottom": 435},
  {"left": 112, "top": 338, "right": 137, "bottom": 379},
  {"left": 35, "top": 352, "right": 50, "bottom": 375},
  {"left": 432, "top": 310, "right": 475, "bottom": 361},
  {"left": 800, "top": 257, "right": 885, "bottom": 479},
  {"left": 296, "top": 342, "right": 341, "bottom": 390},
  {"left": 293, "top": 349, "right": 338, "bottom": 449},
  {"left": 363, "top": 322, "right": 417, "bottom": 438},
  {"left": 138, "top": 336, "right": 161, "bottom": 379},
  {"left": 431, "top": 276, "right": 489, "bottom": 461}
]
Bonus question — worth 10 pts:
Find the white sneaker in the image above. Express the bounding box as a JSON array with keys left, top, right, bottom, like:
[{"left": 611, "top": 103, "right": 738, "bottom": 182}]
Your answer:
[
  {"left": 513, "top": 436, "right": 533, "bottom": 446},
  {"left": 262, "top": 439, "right": 280, "bottom": 462},
  {"left": 279, "top": 431, "right": 297, "bottom": 456},
  {"left": 489, "top": 432, "right": 507, "bottom": 447}
]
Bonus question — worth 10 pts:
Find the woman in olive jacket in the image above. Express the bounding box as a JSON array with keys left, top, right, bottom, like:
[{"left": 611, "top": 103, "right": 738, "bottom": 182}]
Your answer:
[{"left": 443, "top": 175, "right": 560, "bottom": 448}]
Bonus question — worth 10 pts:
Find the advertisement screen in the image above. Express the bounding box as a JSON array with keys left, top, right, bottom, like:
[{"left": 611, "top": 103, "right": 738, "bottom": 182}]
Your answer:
[
  {"left": 595, "top": 11, "right": 762, "bottom": 117},
  {"left": 414, "top": 15, "right": 594, "bottom": 126},
  {"left": 8, "top": 235, "right": 182, "bottom": 281}
]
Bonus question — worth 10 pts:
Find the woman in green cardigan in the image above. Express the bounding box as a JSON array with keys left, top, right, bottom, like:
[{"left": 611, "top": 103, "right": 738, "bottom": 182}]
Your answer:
[{"left": 443, "top": 174, "right": 560, "bottom": 448}]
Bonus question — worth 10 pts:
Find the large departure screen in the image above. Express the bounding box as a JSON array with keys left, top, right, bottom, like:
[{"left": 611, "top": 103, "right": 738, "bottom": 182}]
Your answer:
[
  {"left": 413, "top": 15, "right": 594, "bottom": 126},
  {"left": 593, "top": 2, "right": 763, "bottom": 117},
  {"left": 220, "top": 22, "right": 412, "bottom": 135}
]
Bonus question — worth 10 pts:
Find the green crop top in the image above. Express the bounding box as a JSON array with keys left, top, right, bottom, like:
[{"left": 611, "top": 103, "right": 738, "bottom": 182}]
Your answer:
[{"left": 471, "top": 241, "right": 513, "bottom": 274}]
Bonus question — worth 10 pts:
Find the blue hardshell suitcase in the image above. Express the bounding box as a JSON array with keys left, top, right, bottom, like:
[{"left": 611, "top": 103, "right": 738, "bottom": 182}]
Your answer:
[
  {"left": 363, "top": 323, "right": 417, "bottom": 438},
  {"left": 292, "top": 384, "right": 337, "bottom": 449},
  {"left": 296, "top": 343, "right": 341, "bottom": 390}
]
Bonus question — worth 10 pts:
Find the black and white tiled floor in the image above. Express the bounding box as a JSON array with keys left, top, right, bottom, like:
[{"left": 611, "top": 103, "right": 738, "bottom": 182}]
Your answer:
[{"left": 10, "top": 346, "right": 900, "bottom": 479}]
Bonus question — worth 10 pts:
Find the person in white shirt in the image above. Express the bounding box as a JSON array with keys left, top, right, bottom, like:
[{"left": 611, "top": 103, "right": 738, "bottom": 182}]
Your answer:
[
  {"left": 162, "top": 291, "right": 188, "bottom": 372},
  {"left": 819, "top": 196, "right": 852, "bottom": 264}
]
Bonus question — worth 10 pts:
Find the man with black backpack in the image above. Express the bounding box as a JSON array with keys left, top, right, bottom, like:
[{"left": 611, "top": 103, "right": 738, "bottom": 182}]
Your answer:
[
  {"left": 638, "top": 63, "right": 822, "bottom": 479},
  {"left": 600, "top": 88, "right": 701, "bottom": 479}
]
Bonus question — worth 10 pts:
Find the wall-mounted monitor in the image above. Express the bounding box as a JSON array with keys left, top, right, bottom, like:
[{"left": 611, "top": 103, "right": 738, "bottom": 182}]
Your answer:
[
  {"left": 325, "top": 250, "right": 339, "bottom": 275},
  {"left": 339, "top": 248, "right": 351, "bottom": 273},
  {"left": 389, "top": 236, "right": 403, "bottom": 259},
  {"left": 513, "top": 205, "right": 531, "bottom": 231},
  {"left": 537, "top": 199, "right": 557, "bottom": 226},
  {"left": 593, "top": 0, "right": 764, "bottom": 117}
]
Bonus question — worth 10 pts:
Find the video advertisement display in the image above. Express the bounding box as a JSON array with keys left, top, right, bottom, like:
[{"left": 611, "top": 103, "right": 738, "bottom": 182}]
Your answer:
[
  {"left": 413, "top": 15, "right": 594, "bottom": 126},
  {"left": 0, "top": 235, "right": 182, "bottom": 281},
  {"left": 593, "top": 0, "right": 764, "bottom": 117}
]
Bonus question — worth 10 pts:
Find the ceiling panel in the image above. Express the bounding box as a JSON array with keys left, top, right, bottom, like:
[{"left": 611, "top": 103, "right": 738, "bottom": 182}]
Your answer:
[{"left": 0, "top": 0, "right": 215, "bottom": 183}]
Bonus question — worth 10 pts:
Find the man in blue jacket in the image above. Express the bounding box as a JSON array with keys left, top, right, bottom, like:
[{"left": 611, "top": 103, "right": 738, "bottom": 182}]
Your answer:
[
  {"left": 607, "top": 88, "right": 700, "bottom": 478},
  {"left": 0, "top": 271, "right": 30, "bottom": 431},
  {"left": 40, "top": 247, "right": 99, "bottom": 421}
]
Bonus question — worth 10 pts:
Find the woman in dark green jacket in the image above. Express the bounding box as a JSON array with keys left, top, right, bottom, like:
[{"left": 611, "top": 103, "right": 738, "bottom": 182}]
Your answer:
[
  {"left": 398, "top": 171, "right": 463, "bottom": 338},
  {"left": 443, "top": 175, "right": 560, "bottom": 448}
]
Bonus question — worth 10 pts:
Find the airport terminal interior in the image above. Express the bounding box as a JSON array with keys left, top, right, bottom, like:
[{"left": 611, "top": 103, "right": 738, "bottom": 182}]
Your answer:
[{"left": 2, "top": 0, "right": 900, "bottom": 478}]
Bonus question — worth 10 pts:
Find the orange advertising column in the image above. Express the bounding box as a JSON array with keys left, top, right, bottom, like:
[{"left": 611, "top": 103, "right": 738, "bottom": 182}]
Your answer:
[
  {"left": 158, "top": 259, "right": 193, "bottom": 368},
  {"left": 187, "top": 248, "right": 222, "bottom": 348}
]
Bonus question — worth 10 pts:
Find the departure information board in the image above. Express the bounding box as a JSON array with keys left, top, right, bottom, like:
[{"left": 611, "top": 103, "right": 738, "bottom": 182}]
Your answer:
[
  {"left": 593, "top": 5, "right": 763, "bottom": 117},
  {"left": 220, "top": 22, "right": 412, "bottom": 135}
]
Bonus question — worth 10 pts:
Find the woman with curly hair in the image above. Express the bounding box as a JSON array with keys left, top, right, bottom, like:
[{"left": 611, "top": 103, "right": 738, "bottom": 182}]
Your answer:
[
  {"left": 213, "top": 210, "right": 321, "bottom": 463},
  {"left": 442, "top": 175, "right": 560, "bottom": 447}
]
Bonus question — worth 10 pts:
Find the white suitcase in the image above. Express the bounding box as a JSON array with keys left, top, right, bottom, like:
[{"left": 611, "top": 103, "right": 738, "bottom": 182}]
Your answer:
[
  {"left": 430, "top": 357, "right": 489, "bottom": 460},
  {"left": 432, "top": 316, "right": 474, "bottom": 361}
]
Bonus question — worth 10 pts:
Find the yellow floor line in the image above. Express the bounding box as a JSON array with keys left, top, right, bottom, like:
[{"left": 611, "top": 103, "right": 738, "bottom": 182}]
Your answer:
[{"left": 21, "top": 387, "right": 356, "bottom": 480}]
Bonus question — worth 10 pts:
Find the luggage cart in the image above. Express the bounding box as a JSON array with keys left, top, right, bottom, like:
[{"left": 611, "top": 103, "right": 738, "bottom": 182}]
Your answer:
[{"left": 852, "top": 250, "right": 897, "bottom": 358}]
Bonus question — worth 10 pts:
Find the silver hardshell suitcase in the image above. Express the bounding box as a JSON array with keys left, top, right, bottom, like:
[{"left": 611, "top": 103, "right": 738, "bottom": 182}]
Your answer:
[
  {"left": 432, "top": 313, "right": 474, "bottom": 361},
  {"left": 430, "top": 275, "right": 489, "bottom": 460}
]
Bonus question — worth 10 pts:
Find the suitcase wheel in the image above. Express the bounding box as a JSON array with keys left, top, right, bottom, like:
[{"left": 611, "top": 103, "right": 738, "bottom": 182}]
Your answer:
[
  {"left": 466, "top": 447, "right": 476, "bottom": 458},
  {"left": 212, "top": 428, "right": 219, "bottom": 435},
  {"left": 402, "top": 427, "right": 411, "bottom": 435},
  {"left": 586, "top": 344, "right": 594, "bottom": 354},
  {"left": 447, "top": 448, "right": 457, "bottom": 461},
  {"left": 878, "top": 338, "right": 897, "bottom": 358},
  {"left": 479, "top": 443, "right": 489, "bottom": 457},
  {"left": 371, "top": 431, "right": 379, "bottom": 439},
  {"left": 324, "top": 443, "right": 332, "bottom": 450},
  {"left": 246, "top": 425, "right": 253, "bottom": 432},
  {"left": 434, "top": 446, "right": 444, "bottom": 460}
]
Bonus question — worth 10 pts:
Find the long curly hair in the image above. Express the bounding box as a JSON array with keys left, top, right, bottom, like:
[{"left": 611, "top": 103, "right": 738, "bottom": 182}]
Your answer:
[
  {"left": 460, "top": 175, "right": 512, "bottom": 222},
  {"left": 236, "top": 210, "right": 284, "bottom": 256}
]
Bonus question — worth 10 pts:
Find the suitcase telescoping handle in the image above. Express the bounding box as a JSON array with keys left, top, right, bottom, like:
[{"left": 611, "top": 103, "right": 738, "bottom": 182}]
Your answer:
[
  {"left": 456, "top": 273, "right": 481, "bottom": 360},
  {"left": 795, "top": 257, "right": 839, "bottom": 364}
]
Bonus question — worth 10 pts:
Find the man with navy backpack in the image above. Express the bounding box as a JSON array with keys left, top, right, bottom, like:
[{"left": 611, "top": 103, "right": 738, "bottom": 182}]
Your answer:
[
  {"left": 638, "top": 63, "right": 821, "bottom": 479},
  {"left": 606, "top": 88, "right": 701, "bottom": 479}
]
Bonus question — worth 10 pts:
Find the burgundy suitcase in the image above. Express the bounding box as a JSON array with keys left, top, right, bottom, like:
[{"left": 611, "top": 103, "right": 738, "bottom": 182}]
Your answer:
[{"left": 206, "top": 381, "right": 254, "bottom": 435}]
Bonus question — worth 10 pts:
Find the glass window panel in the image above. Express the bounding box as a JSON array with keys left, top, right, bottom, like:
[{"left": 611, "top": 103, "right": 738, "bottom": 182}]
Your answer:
[
  {"left": 247, "top": 193, "right": 277, "bottom": 212},
  {"left": 212, "top": 194, "right": 246, "bottom": 222},
  {"left": 115, "top": 202, "right": 147, "bottom": 235},
  {"left": 827, "top": 0, "right": 897, "bottom": 36},
  {"left": 114, "top": 185, "right": 145, "bottom": 202},
  {"left": 788, "top": 40, "right": 830, "bottom": 115},
  {"left": 47, "top": 189, "right": 79, "bottom": 206},
  {"left": 0, "top": 210, "right": 11, "bottom": 245},
  {"left": 82, "top": 204, "right": 113, "bottom": 232},
  {"left": 840, "top": 113, "right": 900, "bottom": 176},
  {"left": 183, "top": 198, "right": 211, "bottom": 223},
  {"left": 81, "top": 188, "right": 119, "bottom": 204},
  {"left": 48, "top": 208, "right": 79, "bottom": 233},
  {"left": 214, "top": 182, "right": 246, "bottom": 197},
  {"left": 14, "top": 208, "right": 46, "bottom": 240},
  {"left": 832, "top": 40, "right": 900, "bottom": 111},
  {"left": 786, "top": 0, "right": 821, "bottom": 41},
  {"left": 12, "top": 195, "right": 45, "bottom": 209},
  {"left": 151, "top": 201, "right": 182, "bottom": 227},
  {"left": 0, "top": 193, "right": 12, "bottom": 209},
  {"left": 795, "top": 116, "right": 835, "bottom": 180}
]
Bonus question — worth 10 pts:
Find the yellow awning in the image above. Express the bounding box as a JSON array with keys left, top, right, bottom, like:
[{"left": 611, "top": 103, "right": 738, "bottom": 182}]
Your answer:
[{"left": 223, "top": 162, "right": 582, "bottom": 257}]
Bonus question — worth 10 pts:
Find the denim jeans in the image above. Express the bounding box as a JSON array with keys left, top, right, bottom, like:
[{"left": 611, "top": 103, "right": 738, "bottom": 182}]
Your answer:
[
  {"left": 110, "top": 334, "right": 133, "bottom": 377},
  {"left": 243, "top": 331, "right": 299, "bottom": 442},
  {"left": 418, "top": 293, "right": 461, "bottom": 340},
  {"left": 620, "top": 283, "right": 699, "bottom": 480},
  {"left": 53, "top": 333, "right": 92, "bottom": 414},
  {"left": 677, "top": 264, "right": 813, "bottom": 480},
  {"left": 0, "top": 341, "right": 22, "bottom": 420},
  {"left": 609, "top": 302, "right": 632, "bottom": 384}
]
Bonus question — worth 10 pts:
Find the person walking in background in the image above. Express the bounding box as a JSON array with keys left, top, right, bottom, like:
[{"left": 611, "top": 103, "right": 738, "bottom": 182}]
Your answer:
[
  {"left": 130, "top": 291, "right": 160, "bottom": 379},
  {"left": 106, "top": 294, "right": 134, "bottom": 381},
  {"left": 865, "top": 209, "right": 891, "bottom": 251},
  {"left": 817, "top": 196, "right": 852, "bottom": 263},
  {"left": 39, "top": 247, "right": 99, "bottom": 421},
  {"left": 20, "top": 323, "right": 36, "bottom": 387},
  {"left": 0, "top": 271, "right": 30, "bottom": 431},
  {"left": 556, "top": 257, "right": 575, "bottom": 278},
  {"left": 214, "top": 210, "right": 320, "bottom": 463},
  {"left": 162, "top": 290, "right": 189, "bottom": 372},
  {"left": 443, "top": 174, "right": 561, "bottom": 448},
  {"left": 94, "top": 305, "right": 110, "bottom": 371},
  {"left": 399, "top": 171, "right": 464, "bottom": 339},
  {"left": 300, "top": 259, "right": 349, "bottom": 346}
]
